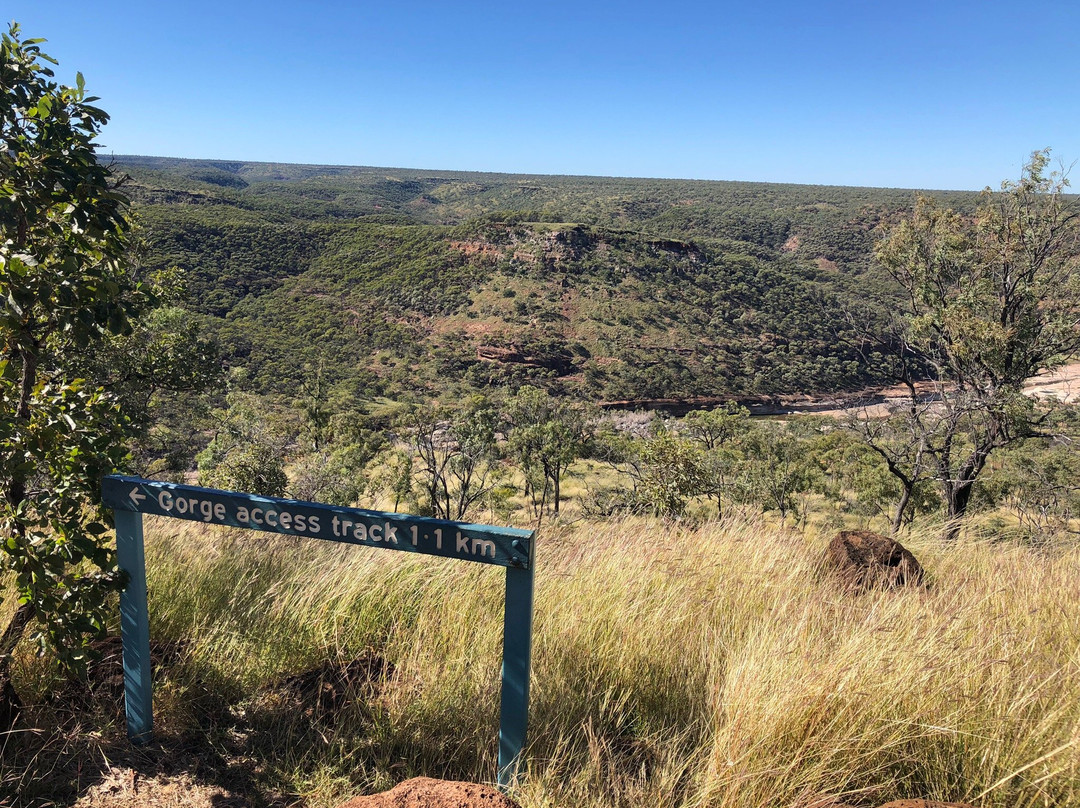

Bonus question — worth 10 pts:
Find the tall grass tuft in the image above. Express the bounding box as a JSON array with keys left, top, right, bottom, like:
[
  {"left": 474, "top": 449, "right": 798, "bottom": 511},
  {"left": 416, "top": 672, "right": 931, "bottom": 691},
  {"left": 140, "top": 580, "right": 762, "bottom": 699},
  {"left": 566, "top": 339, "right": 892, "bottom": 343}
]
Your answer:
[{"left": 99, "top": 516, "right": 1080, "bottom": 806}]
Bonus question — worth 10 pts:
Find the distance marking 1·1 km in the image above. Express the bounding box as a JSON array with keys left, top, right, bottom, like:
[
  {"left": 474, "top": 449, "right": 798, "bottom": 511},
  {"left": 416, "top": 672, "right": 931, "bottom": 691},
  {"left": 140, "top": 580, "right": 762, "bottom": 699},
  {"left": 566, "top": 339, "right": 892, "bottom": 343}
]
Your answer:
[{"left": 103, "top": 475, "right": 533, "bottom": 569}]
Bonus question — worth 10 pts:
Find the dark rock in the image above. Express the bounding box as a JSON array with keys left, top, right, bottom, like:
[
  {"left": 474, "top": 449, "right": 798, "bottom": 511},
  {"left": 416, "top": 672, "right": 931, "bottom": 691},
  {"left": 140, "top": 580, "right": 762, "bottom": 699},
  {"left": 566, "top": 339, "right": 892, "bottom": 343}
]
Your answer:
[
  {"left": 274, "top": 652, "right": 393, "bottom": 716},
  {"left": 254, "top": 652, "right": 394, "bottom": 725},
  {"left": 335, "top": 777, "right": 522, "bottom": 808},
  {"left": 48, "top": 634, "right": 187, "bottom": 709},
  {"left": 822, "top": 530, "right": 925, "bottom": 590}
]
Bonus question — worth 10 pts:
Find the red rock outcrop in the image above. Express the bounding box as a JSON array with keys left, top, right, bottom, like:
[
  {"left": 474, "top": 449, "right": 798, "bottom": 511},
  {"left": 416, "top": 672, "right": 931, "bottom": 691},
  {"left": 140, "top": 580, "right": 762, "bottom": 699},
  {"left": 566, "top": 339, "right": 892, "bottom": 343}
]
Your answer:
[{"left": 822, "top": 530, "right": 925, "bottom": 590}]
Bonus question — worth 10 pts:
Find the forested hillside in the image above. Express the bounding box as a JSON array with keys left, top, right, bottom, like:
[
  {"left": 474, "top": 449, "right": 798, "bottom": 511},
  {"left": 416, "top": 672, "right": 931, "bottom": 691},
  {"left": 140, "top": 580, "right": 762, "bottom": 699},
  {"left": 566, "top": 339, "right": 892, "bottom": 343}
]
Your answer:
[{"left": 117, "top": 156, "right": 980, "bottom": 403}]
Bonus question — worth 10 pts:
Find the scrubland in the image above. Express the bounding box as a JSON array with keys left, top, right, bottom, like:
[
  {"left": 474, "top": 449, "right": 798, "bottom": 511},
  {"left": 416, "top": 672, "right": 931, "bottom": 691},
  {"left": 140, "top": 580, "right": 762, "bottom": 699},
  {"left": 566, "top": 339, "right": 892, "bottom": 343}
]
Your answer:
[{"left": 7, "top": 515, "right": 1078, "bottom": 807}]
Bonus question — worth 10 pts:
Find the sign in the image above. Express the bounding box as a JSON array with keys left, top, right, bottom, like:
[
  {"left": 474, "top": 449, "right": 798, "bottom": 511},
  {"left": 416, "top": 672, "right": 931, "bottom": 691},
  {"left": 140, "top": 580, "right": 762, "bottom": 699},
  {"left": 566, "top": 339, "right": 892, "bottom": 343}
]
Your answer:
[
  {"left": 104, "top": 475, "right": 535, "bottom": 789},
  {"left": 104, "top": 475, "right": 533, "bottom": 568}
]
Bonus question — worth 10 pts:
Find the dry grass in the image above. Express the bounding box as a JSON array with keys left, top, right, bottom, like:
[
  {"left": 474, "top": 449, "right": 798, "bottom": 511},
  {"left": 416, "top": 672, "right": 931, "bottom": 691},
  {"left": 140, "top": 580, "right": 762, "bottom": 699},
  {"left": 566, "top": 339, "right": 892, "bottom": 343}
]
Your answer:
[{"left": 5, "top": 515, "right": 1080, "bottom": 807}]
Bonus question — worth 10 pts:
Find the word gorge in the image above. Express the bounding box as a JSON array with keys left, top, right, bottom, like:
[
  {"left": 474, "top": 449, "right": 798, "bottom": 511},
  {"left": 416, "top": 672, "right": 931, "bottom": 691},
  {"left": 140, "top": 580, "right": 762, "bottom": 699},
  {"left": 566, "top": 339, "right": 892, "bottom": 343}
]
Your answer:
[{"left": 117, "top": 478, "right": 527, "bottom": 567}]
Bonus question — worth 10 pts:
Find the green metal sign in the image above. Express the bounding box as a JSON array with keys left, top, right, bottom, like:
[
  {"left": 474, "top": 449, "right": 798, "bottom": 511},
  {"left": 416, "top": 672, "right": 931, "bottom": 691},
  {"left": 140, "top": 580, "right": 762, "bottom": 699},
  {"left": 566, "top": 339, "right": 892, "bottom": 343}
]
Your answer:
[{"left": 103, "top": 474, "right": 536, "bottom": 789}]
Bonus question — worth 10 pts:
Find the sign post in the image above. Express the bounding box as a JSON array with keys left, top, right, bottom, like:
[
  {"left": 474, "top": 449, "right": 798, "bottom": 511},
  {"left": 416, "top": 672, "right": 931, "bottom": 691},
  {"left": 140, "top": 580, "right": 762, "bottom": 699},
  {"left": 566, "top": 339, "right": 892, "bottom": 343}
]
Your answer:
[{"left": 104, "top": 474, "right": 536, "bottom": 789}]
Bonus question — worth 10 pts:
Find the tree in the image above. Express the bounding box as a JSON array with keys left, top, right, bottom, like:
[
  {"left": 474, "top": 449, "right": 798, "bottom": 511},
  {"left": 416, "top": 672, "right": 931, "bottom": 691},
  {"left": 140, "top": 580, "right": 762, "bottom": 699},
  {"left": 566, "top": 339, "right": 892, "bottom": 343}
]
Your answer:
[
  {"left": 809, "top": 423, "right": 939, "bottom": 529},
  {"left": 593, "top": 420, "right": 703, "bottom": 520},
  {"left": 848, "top": 408, "right": 934, "bottom": 534},
  {"left": 62, "top": 266, "right": 222, "bottom": 479},
  {"left": 0, "top": 26, "right": 150, "bottom": 726},
  {"left": 733, "top": 421, "right": 818, "bottom": 521},
  {"left": 683, "top": 404, "right": 750, "bottom": 516},
  {"left": 635, "top": 428, "right": 703, "bottom": 519},
  {"left": 298, "top": 362, "right": 332, "bottom": 452},
  {"left": 860, "top": 150, "right": 1080, "bottom": 537},
  {"left": 982, "top": 435, "right": 1080, "bottom": 540},
  {"left": 374, "top": 447, "right": 418, "bottom": 513},
  {"left": 409, "top": 397, "right": 502, "bottom": 520},
  {"left": 289, "top": 444, "right": 367, "bottom": 506},
  {"left": 289, "top": 424, "right": 385, "bottom": 506},
  {"left": 504, "top": 385, "right": 590, "bottom": 522},
  {"left": 197, "top": 393, "right": 288, "bottom": 497}
]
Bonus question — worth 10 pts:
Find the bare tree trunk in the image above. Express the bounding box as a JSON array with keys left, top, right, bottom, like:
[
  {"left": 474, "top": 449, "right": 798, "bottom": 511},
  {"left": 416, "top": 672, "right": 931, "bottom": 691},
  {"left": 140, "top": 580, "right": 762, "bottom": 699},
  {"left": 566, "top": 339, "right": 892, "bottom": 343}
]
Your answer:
[
  {"left": 944, "top": 480, "right": 976, "bottom": 541},
  {"left": 2, "top": 342, "right": 38, "bottom": 729},
  {"left": 891, "top": 484, "right": 913, "bottom": 536},
  {"left": 942, "top": 444, "right": 992, "bottom": 540},
  {"left": 0, "top": 603, "right": 33, "bottom": 731}
]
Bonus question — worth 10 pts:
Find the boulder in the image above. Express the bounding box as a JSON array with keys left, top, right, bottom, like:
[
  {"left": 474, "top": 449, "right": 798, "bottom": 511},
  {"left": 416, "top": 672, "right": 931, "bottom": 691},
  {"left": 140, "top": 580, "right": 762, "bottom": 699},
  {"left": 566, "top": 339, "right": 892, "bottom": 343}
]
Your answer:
[
  {"left": 822, "top": 530, "right": 924, "bottom": 590},
  {"left": 335, "top": 777, "right": 522, "bottom": 808}
]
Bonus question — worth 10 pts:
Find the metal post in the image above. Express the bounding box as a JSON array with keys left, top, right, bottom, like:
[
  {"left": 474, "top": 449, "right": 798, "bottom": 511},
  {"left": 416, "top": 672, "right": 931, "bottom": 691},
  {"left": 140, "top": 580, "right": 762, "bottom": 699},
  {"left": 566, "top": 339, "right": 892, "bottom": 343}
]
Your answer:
[
  {"left": 106, "top": 474, "right": 538, "bottom": 773},
  {"left": 115, "top": 510, "right": 153, "bottom": 743},
  {"left": 497, "top": 564, "right": 535, "bottom": 789}
]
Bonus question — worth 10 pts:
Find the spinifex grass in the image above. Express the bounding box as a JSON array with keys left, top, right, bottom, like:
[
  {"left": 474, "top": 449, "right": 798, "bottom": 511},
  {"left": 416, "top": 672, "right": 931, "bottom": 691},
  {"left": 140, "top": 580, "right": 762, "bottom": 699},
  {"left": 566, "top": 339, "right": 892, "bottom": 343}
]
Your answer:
[{"left": 6, "top": 515, "right": 1080, "bottom": 807}]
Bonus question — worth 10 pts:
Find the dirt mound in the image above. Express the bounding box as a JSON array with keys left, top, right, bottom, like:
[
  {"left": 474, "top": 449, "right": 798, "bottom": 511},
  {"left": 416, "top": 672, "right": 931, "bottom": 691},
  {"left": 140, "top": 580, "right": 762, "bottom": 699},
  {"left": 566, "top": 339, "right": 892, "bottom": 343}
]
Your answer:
[
  {"left": 263, "top": 651, "right": 394, "bottom": 720},
  {"left": 822, "top": 530, "right": 925, "bottom": 591},
  {"left": 335, "top": 777, "right": 521, "bottom": 808},
  {"left": 50, "top": 635, "right": 186, "bottom": 708}
]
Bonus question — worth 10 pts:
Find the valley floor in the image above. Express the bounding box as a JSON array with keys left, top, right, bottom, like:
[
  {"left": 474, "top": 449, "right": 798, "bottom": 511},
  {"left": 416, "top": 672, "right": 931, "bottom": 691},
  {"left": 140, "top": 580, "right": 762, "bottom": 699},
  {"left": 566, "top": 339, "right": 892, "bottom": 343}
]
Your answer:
[{"left": 751, "top": 361, "right": 1080, "bottom": 419}]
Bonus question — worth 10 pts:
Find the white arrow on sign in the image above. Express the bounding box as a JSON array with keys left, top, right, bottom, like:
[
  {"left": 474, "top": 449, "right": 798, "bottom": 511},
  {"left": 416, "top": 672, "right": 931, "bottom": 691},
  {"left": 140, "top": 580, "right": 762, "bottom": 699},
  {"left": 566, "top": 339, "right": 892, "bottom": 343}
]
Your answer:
[{"left": 128, "top": 487, "right": 146, "bottom": 506}]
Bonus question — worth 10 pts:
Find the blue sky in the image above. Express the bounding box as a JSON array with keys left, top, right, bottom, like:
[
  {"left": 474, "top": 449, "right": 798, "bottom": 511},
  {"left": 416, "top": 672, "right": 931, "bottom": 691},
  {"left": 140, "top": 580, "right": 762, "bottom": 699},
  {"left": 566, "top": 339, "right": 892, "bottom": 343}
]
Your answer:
[{"left": 6, "top": 1, "right": 1079, "bottom": 189}]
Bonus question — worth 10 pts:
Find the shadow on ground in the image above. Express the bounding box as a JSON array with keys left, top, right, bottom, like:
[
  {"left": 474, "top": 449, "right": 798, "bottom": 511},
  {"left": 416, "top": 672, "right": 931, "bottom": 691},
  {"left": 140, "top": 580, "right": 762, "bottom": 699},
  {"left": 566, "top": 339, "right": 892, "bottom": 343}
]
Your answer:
[{"left": 1, "top": 638, "right": 396, "bottom": 808}]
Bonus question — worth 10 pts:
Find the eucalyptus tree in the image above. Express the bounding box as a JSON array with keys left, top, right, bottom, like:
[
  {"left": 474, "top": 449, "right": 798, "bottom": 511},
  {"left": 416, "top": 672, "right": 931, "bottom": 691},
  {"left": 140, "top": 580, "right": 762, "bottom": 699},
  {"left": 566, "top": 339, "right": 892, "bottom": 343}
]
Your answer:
[
  {"left": 0, "top": 25, "right": 151, "bottom": 726},
  {"left": 861, "top": 151, "right": 1080, "bottom": 536},
  {"left": 409, "top": 397, "right": 502, "bottom": 521},
  {"left": 683, "top": 404, "right": 750, "bottom": 517},
  {"left": 504, "top": 385, "right": 590, "bottom": 521}
]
